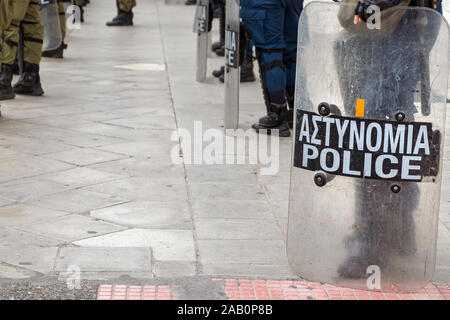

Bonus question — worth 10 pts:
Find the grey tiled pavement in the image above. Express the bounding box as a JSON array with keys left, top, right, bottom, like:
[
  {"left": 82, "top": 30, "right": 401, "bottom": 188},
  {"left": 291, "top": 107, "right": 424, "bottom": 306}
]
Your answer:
[{"left": 0, "top": 0, "right": 448, "bottom": 285}]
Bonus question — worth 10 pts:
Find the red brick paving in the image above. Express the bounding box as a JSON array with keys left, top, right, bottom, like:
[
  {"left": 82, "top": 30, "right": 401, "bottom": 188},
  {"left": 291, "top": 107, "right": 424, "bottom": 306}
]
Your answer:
[{"left": 97, "top": 279, "right": 450, "bottom": 300}]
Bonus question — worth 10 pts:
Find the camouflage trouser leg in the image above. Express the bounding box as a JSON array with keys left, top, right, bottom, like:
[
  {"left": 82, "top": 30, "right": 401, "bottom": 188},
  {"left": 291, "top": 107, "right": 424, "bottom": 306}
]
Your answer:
[
  {"left": 1, "top": 0, "right": 43, "bottom": 65},
  {"left": 57, "top": 0, "right": 66, "bottom": 39},
  {"left": 119, "top": 0, "right": 136, "bottom": 12},
  {"left": 73, "top": 0, "right": 86, "bottom": 6},
  {"left": 0, "top": 0, "right": 14, "bottom": 34}
]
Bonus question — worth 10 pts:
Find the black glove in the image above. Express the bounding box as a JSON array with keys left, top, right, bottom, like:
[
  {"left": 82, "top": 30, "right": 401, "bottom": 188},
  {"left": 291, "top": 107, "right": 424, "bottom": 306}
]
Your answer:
[{"left": 354, "top": 0, "right": 396, "bottom": 22}]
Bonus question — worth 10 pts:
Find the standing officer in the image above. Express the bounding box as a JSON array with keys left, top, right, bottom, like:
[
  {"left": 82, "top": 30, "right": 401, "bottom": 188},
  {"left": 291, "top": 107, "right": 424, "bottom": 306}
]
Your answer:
[
  {"left": 106, "top": 0, "right": 136, "bottom": 26},
  {"left": 336, "top": 0, "right": 443, "bottom": 279},
  {"left": 0, "top": 0, "right": 44, "bottom": 100},
  {"left": 241, "top": 0, "right": 303, "bottom": 137}
]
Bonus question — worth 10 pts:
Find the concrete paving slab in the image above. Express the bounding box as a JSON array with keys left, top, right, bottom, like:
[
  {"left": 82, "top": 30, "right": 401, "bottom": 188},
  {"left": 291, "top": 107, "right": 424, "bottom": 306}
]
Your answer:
[
  {"left": 197, "top": 240, "right": 288, "bottom": 264},
  {"left": 30, "top": 189, "right": 128, "bottom": 214},
  {"left": 185, "top": 165, "right": 259, "bottom": 183},
  {"left": 0, "top": 263, "right": 34, "bottom": 279},
  {"left": 154, "top": 261, "right": 197, "bottom": 278},
  {"left": 102, "top": 115, "right": 176, "bottom": 130},
  {"left": 88, "top": 157, "right": 185, "bottom": 180},
  {"left": 0, "top": 177, "right": 71, "bottom": 202},
  {"left": 43, "top": 147, "right": 128, "bottom": 166},
  {"left": 74, "top": 229, "right": 196, "bottom": 262},
  {"left": 0, "top": 154, "right": 74, "bottom": 183},
  {"left": 58, "top": 134, "right": 128, "bottom": 149},
  {"left": 195, "top": 219, "right": 283, "bottom": 240},
  {"left": 91, "top": 201, "right": 192, "bottom": 229},
  {"left": 191, "top": 200, "right": 274, "bottom": 220},
  {"left": 83, "top": 177, "right": 188, "bottom": 201},
  {"left": 9, "top": 140, "right": 74, "bottom": 156},
  {"left": 16, "top": 214, "right": 127, "bottom": 242},
  {"left": 0, "top": 204, "right": 68, "bottom": 227},
  {"left": 41, "top": 167, "right": 123, "bottom": 189},
  {"left": 189, "top": 183, "right": 266, "bottom": 200},
  {"left": 55, "top": 247, "right": 152, "bottom": 272},
  {"left": 0, "top": 227, "right": 61, "bottom": 249},
  {"left": 97, "top": 140, "right": 179, "bottom": 158},
  {"left": 0, "top": 247, "right": 59, "bottom": 273},
  {"left": 264, "top": 184, "right": 290, "bottom": 201}
]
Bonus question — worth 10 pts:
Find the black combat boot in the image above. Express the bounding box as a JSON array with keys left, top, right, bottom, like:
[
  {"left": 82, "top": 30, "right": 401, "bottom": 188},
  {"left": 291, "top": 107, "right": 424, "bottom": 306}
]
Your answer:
[
  {"left": 212, "top": 65, "right": 224, "bottom": 78},
  {"left": 0, "top": 64, "right": 16, "bottom": 100},
  {"left": 212, "top": 41, "right": 222, "bottom": 51},
  {"left": 106, "top": 10, "right": 133, "bottom": 26},
  {"left": 214, "top": 45, "right": 225, "bottom": 57},
  {"left": 252, "top": 103, "right": 291, "bottom": 137},
  {"left": 185, "top": 0, "right": 197, "bottom": 5},
  {"left": 217, "top": 58, "right": 256, "bottom": 83},
  {"left": 240, "top": 56, "right": 256, "bottom": 82},
  {"left": 13, "top": 62, "right": 44, "bottom": 96},
  {"left": 42, "top": 42, "right": 68, "bottom": 59}
]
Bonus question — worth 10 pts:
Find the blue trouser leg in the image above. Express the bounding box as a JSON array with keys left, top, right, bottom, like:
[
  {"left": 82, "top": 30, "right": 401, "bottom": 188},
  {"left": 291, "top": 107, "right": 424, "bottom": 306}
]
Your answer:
[
  {"left": 247, "top": 39, "right": 254, "bottom": 58},
  {"left": 241, "top": 0, "right": 302, "bottom": 110},
  {"left": 283, "top": 3, "right": 301, "bottom": 105}
]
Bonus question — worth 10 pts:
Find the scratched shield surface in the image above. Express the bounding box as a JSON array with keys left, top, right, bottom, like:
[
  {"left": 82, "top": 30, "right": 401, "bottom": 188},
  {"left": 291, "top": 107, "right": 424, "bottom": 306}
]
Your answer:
[{"left": 287, "top": 2, "right": 449, "bottom": 291}]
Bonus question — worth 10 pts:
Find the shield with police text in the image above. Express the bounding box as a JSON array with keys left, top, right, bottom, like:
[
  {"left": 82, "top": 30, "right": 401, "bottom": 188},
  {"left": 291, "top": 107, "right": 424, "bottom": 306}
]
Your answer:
[
  {"left": 195, "top": 0, "right": 210, "bottom": 82},
  {"left": 224, "top": 0, "right": 240, "bottom": 129},
  {"left": 39, "top": 0, "right": 63, "bottom": 51},
  {"left": 287, "top": 2, "right": 449, "bottom": 291}
]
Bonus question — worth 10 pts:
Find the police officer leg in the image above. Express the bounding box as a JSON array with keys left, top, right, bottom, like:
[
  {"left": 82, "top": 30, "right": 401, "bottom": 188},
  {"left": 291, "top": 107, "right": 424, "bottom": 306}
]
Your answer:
[
  {"left": 218, "top": 37, "right": 255, "bottom": 83},
  {"left": 242, "top": 0, "right": 290, "bottom": 136},
  {"left": 0, "top": 21, "right": 19, "bottom": 100},
  {"left": 239, "top": 38, "right": 255, "bottom": 82},
  {"left": 106, "top": 0, "right": 135, "bottom": 26},
  {"left": 13, "top": 0, "right": 44, "bottom": 96}
]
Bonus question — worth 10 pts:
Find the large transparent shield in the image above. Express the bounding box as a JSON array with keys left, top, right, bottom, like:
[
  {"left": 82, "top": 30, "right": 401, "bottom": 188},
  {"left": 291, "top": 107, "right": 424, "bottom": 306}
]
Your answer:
[
  {"left": 195, "top": 0, "right": 210, "bottom": 82},
  {"left": 39, "top": 0, "right": 63, "bottom": 51},
  {"left": 224, "top": 0, "right": 240, "bottom": 129},
  {"left": 287, "top": 2, "right": 449, "bottom": 291}
]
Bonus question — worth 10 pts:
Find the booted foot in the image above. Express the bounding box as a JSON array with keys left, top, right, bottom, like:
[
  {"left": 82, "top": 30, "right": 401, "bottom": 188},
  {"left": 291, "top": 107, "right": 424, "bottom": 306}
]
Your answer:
[
  {"left": 218, "top": 68, "right": 256, "bottom": 83},
  {"left": 212, "top": 66, "right": 224, "bottom": 78},
  {"left": 240, "top": 57, "right": 256, "bottom": 82},
  {"left": 13, "top": 62, "right": 44, "bottom": 96},
  {"left": 0, "top": 64, "right": 16, "bottom": 100},
  {"left": 211, "top": 41, "right": 223, "bottom": 52},
  {"left": 106, "top": 10, "right": 133, "bottom": 26},
  {"left": 214, "top": 46, "right": 225, "bottom": 57},
  {"left": 42, "top": 42, "right": 67, "bottom": 59},
  {"left": 185, "top": 0, "right": 196, "bottom": 5},
  {"left": 252, "top": 121, "right": 291, "bottom": 137}
]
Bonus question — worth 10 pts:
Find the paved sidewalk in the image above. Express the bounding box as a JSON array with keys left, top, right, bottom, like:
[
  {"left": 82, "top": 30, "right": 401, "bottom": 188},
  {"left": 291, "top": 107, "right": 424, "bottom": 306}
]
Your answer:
[
  {"left": 96, "top": 279, "right": 450, "bottom": 300},
  {"left": 0, "top": 0, "right": 448, "bottom": 297}
]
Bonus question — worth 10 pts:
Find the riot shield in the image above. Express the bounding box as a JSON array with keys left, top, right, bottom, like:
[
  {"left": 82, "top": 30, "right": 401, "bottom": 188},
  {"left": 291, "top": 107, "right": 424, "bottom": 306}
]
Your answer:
[
  {"left": 287, "top": 2, "right": 449, "bottom": 291},
  {"left": 39, "top": 0, "right": 63, "bottom": 51},
  {"left": 195, "top": 0, "right": 210, "bottom": 82},
  {"left": 224, "top": 0, "right": 240, "bottom": 129}
]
